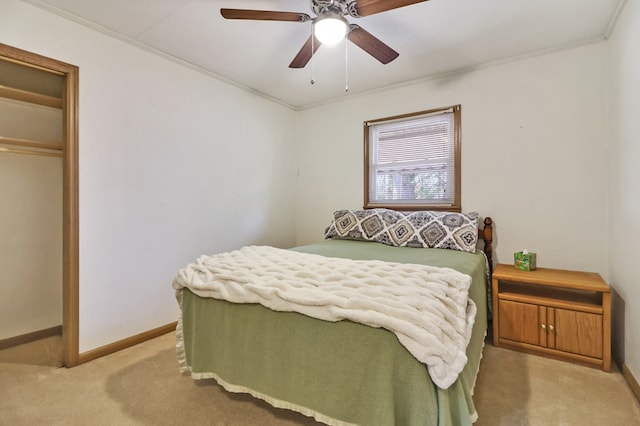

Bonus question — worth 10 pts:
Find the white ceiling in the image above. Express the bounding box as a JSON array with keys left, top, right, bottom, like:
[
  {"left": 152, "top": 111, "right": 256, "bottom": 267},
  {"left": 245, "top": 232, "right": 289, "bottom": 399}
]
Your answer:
[{"left": 30, "top": 0, "right": 625, "bottom": 109}]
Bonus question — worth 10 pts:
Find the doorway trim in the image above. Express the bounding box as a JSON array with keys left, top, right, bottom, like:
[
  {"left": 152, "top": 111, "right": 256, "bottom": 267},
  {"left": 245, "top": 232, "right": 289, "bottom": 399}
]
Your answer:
[{"left": 0, "top": 43, "right": 79, "bottom": 367}]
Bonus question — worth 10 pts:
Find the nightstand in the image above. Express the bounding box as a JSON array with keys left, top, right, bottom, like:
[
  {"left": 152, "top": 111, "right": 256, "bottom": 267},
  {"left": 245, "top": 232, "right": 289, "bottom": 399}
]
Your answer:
[{"left": 491, "top": 263, "right": 611, "bottom": 372}]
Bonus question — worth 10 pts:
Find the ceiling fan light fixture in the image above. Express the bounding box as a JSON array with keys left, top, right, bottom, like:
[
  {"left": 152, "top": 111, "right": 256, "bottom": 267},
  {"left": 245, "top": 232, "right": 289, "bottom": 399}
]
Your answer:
[{"left": 314, "top": 13, "right": 348, "bottom": 45}]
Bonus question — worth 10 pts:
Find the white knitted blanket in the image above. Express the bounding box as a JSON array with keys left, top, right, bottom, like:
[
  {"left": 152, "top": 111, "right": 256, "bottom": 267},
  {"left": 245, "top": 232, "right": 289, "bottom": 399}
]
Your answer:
[{"left": 172, "top": 245, "right": 476, "bottom": 389}]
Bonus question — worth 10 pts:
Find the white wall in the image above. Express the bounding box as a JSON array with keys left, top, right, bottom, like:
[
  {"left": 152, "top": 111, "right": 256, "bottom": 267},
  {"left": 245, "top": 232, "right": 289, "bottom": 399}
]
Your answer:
[
  {"left": 2, "top": 0, "right": 622, "bottom": 364},
  {"left": 0, "top": 151, "right": 62, "bottom": 340},
  {"left": 0, "top": 95, "right": 63, "bottom": 340},
  {"left": 296, "top": 43, "right": 609, "bottom": 277},
  {"left": 1, "top": 0, "right": 298, "bottom": 352},
  {"left": 607, "top": 0, "right": 640, "bottom": 377}
]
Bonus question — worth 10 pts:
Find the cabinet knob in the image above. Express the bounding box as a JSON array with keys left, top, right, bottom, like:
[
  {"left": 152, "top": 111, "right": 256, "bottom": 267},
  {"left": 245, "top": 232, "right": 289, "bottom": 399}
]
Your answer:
[
  {"left": 540, "top": 324, "right": 546, "bottom": 329},
  {"left": 549, "top": 325, "right": 554, "bottom": 331}
]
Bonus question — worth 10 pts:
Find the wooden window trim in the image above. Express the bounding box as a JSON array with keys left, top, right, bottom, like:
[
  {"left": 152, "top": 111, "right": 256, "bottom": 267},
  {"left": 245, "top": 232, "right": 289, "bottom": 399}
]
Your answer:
[{"left": 363, "top": 105, "right": 461, "bottom": 212}]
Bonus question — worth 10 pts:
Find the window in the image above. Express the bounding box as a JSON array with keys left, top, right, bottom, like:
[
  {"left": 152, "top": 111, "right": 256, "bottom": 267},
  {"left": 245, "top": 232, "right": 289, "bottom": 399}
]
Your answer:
[{"left": 364, "top": 105, "right": 461, "bottom": 211}]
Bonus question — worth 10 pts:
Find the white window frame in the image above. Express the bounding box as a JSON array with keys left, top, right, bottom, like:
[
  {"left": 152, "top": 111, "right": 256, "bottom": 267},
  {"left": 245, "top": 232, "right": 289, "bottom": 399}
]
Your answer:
[{"left": 363, "top": 105, "right": 461, "bottom": 211}]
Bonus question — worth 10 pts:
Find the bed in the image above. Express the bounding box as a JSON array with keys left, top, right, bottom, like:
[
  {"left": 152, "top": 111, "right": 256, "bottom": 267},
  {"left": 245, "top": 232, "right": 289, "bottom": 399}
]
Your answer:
[{"left": 174, "top": 209, "right": 494, "bottom": 426}]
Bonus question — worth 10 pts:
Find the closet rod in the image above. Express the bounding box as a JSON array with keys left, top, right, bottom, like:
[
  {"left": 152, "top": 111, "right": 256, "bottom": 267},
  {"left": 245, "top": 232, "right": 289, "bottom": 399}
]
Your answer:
[
  {"left": 0, "top": 136, "right": 63, "bottom": 151},
  {"left": 0, "top": 146, "right": 62, "bottom": 158}
]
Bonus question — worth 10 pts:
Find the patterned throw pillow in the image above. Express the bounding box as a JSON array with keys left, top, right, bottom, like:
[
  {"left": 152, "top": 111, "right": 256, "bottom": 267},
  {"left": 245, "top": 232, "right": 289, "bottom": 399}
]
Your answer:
[{"left": 324, "top": 209, "right": 479, "bottom": 253}]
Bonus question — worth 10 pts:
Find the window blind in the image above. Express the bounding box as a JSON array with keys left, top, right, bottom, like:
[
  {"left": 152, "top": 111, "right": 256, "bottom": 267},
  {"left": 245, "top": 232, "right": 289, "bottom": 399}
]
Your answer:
[{"left": 368, "top": 109, "right": 456, "bottom": 205}]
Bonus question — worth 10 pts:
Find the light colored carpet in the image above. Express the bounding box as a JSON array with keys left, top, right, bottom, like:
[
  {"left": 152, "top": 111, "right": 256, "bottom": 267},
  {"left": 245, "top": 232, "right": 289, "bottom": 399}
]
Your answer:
[{"left": 1, "top": 332, "right": 638, "bottom": 425}]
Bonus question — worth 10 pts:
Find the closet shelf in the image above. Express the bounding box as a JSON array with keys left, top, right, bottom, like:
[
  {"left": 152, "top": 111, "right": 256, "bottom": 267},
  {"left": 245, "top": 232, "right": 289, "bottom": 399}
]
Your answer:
[{"left": 0, "top": 85, "right": 63, "bottom": 109}]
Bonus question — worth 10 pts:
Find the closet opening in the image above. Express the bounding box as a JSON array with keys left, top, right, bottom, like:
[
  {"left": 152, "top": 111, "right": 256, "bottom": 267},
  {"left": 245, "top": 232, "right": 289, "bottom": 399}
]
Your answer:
[{"left": 0, "top": 43, "right": 79, "bottom": 367}]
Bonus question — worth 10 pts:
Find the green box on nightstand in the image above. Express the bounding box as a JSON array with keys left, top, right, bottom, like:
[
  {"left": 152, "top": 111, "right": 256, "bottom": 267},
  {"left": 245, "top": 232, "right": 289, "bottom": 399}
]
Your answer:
[{"left": 514, "top": 252, "right": 537, "bottom": 271}]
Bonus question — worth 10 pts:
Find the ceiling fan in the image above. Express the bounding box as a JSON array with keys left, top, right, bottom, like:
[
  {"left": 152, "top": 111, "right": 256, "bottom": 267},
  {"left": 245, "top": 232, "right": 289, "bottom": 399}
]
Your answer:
[{"left": 220, "top": 0, "right": 429, "bottom": 68}]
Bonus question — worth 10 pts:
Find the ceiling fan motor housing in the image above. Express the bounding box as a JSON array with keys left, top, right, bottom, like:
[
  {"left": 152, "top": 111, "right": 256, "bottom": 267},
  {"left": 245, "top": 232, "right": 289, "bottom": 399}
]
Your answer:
[{"left": 311, "top": 0, "right": 361, "bottom": 19}]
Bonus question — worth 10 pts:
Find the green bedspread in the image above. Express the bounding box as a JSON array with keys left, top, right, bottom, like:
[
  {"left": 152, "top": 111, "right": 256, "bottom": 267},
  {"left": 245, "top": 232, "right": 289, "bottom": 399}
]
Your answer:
[{"left": 177, "top": 239, "right": 488, "bottom": 426}]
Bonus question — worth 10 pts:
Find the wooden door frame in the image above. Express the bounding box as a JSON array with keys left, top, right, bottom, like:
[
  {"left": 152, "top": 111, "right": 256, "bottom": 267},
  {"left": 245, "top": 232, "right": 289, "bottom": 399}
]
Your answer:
[{"left": 0, "top": 43, "right": 80, "bottom": 367}]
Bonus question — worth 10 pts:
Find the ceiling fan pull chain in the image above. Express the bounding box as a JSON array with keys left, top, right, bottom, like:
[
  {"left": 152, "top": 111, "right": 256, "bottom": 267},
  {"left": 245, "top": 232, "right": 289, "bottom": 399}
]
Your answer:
[
  {"left": 345, "top": 39, "right": 349, "bottom": 93},
  {"left": 311, "top": 27, "right": 316, "bottom": 85}
]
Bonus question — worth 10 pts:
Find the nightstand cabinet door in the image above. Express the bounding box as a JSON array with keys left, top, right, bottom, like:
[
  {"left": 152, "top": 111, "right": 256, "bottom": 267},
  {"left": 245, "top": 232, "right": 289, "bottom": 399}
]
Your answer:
[
  {"left": 551, "top": 308, "right": 603, "bottom": 359},
  {"left": 498, "top": 300, "right": 542, "bottom": 346}
]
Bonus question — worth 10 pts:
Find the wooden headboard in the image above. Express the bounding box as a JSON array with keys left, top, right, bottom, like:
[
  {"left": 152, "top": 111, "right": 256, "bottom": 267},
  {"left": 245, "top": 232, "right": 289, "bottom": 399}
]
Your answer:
[{"left": 479, "top": 217, "right": 493, "bottom": 273}]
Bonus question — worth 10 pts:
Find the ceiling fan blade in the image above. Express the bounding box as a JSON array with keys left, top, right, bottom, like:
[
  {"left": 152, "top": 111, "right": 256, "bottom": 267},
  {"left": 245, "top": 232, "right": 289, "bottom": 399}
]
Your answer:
[
  {"left": 347, "top": 25, "right": 399, "bottom": 64},
  {"left": 220, "top": 9, "right": 310, "bottom": 22},
  {"left": 354, "top": 0, "right": 428, "bottom": 17},
  {"left": 289, "top": 36, "right": 321, "bottom": 68}
]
